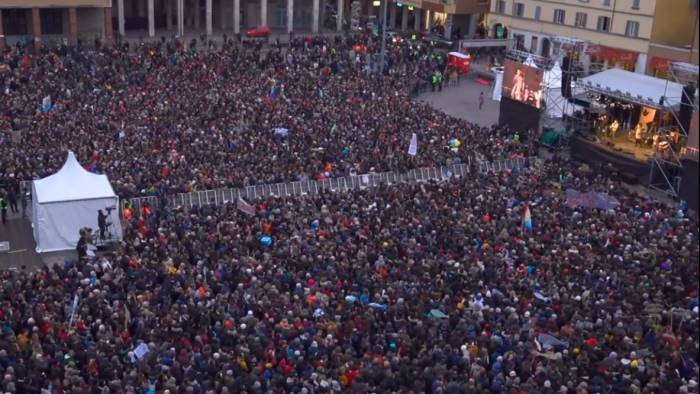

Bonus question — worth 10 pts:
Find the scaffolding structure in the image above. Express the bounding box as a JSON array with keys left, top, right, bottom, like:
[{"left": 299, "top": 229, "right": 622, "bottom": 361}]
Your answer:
[
  {"left": 647, "top": 62, "right": 698, "bottom": 198},
  {"left": 505, "top": 38, "right": 697, "bottom": 199},
  {"left": 504, "top": 37, "right": 587, "bottom": 140}
]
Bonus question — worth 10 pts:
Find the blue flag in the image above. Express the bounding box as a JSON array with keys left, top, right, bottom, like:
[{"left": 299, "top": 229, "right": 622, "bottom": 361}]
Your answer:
[
  {"left": 522, "top": 205, "right": 533, "bottom": 232},
  {"left": 42, "top": 95, "right": 53, "bottom": 113}
]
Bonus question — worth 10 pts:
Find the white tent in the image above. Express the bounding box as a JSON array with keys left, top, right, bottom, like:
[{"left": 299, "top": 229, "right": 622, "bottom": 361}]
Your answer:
[
  {"left": 542, "top": 61, "right": 567, "bottom": 118},
  {"left": 32, "top": 151, "right": 123, "bottom": 253},
  {"left": 523, "top": 55, "right": 538, "bottom": 69},
  {"left": 543, "top": 61, "right": 562, "bottom": 89},
  {"left": 447, "top": 51, "right": 470, "bottom": 59},
  {"left": 491, "top": 66, "right": 504, "bottom": 101}
]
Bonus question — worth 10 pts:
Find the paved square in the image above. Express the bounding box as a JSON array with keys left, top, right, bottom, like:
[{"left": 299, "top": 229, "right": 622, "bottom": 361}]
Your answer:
[{"left": 417, "top": 77, "right": 500, "bottom": 127}]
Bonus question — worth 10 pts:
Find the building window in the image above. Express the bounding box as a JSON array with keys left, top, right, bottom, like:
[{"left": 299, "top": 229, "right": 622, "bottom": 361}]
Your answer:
[
  {"left": 513, "top": 2, "right": 525, "bottom": 17},
  {"left": 534, "top": 6, "right": 541, "bottom": 20},
  {"left": 603, "top": 0, "right": 611, "bottom": 5},
  {"left": 531, "top": 36, "right": 538, "bottom": 53},
  {"left": 575, "top": 12, "right": 587, "bottom": 28},
  {"left": 625, "top": 20, "right": 640, "bottom": 37},
  {"left": 553, "top": 9, "right": 566, "bottom": 24},
  {"left": 597, "top": 16, "right": 610, "bottom": 32},
  {"left": 631, "top": 0, "right": 640, "bottom": 9},
  {"left": 496, "top": 0, "right": 506, "bottom": 14},
  {"left": 513, "top": 33, "right": 526, "bottom": 51}
]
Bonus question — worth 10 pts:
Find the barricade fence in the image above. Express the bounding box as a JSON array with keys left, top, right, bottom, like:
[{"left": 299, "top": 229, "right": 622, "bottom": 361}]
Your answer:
[{"left": 127, "top": 156, "right": 528, "bottom": 213}]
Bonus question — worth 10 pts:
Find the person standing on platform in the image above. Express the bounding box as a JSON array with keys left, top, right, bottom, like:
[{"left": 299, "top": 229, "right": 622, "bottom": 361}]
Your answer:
[{"left": 97, "top": 210, "right": 108, "bottom": 240}]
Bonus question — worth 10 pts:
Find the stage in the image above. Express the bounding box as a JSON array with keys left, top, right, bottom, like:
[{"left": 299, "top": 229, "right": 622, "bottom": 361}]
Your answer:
[
  {"left": 594, "top": 129, "right": 658, "bottom": 162},
  {"left": 570, "top": 135, "right": 651, "bottom": 183}
]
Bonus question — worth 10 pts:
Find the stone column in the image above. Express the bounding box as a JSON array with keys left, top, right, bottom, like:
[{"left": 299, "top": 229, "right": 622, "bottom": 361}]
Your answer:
[
  {"left": 68, "top": 8, "right": 78, "bottom": 45},
  {"left": 413, "top": 8, "right": 420, "bottom": 31},
  {"left": 167, "top": 0, "right": 173, "bottom": 30},
  {"left": 233, "top": 0, "right": 240, "bottom": 33},
  {"left": 312, "top": 0, "right": 319, "bottom": 33},
  {"left": 401, "top": 6, "right": 407, "bottom": 31},
  {"left": 103, "top": 7, "right": 114, "bottom": 46},
  {"left": 32, "top": 8, "right": 42, "bottom": 51},
  {"left": 389, "top": 3, "right": 396, "bottom": 29},
  {"left": 206, "top": 0, "right": 212, "bottom": 35},
  {"left": 287, "top": 0, "right": 294, "bottom": 33},
  {"left": 444, "top": 13, "right": 452, "bottom": 39},
  {"left": 117, "top": 0, "right": 125, "bottom": 36},
  {"left": 337, "top": 0, "right": 343, "bottom": 31},
  {"left": 178, "top": 0, "right": 185, "bottom": 36},
  {"left": 0, "top": 9, "right": 5, "bottom": 50},
  {"left": 148, "top": 0, "right": 155, "bottom": 37},
  {"left": 261, "top": 0, "right": 268, "bottom": 27},
  {"left": 635, "top": 53, "right": 647, "bottom": 74}
]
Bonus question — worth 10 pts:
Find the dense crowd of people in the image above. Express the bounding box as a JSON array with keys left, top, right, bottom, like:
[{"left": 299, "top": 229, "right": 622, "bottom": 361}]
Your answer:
[
  {"left": 1, "top": 154, "right": 698, "bottom": 393},
  {"left": 0, "top": 34, "right": 527, "bottom": 198},
  {"left": 0, "top": 35, "right": 697, "bottom": 394}
]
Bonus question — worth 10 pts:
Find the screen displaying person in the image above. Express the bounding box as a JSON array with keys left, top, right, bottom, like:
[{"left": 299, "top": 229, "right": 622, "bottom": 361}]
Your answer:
[
  {"left": 533, "top": 85, "right": 543, "bottom": 109},
  {"left": 511, "top": 68, "right": 526, "bottom": 101}
]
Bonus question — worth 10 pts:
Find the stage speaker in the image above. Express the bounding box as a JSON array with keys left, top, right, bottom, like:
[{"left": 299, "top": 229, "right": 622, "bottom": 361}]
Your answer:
[
  {"left": 561, "top": 56, "right": 572, "bottom": 98},
  {"left": 679, "top": 84, "right": 696, "bottom": 134}
]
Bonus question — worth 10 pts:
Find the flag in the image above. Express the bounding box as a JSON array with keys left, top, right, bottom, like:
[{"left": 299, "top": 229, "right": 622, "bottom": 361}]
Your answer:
[
  {"left": 522, "top": 205, "right": 533, "bottom": 232},
  {"left": 270, "top": 85, "right": 280, "bottom": 99},
  {"left": 68, "top": 294, "right": 79, "bottom": 328},
  {"left": 407, "top": 133, "right": 418, "bottom": 156},
  {"left": 42, "top": 95, "right": 53, "bottom": 113},
  {"left": 237, "top": 197, "right": 256, "bottom": 216}
]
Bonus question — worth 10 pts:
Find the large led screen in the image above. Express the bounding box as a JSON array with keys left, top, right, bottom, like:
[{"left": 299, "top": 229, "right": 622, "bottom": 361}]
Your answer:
[{"left": 502, "top": 60, "right": 545, "bottom": 109}]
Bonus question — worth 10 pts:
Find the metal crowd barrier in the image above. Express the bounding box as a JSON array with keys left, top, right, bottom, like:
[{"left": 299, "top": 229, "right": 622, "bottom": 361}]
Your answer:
[{"left": 127, "top": 156, "right": 528, "bottom": 212}]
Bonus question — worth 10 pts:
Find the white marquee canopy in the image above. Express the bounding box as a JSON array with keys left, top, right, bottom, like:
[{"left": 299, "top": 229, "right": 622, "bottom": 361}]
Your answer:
[
  {"left": 579, "top": 68, "right": 685, "bottom": 108},
  {"left": 32, "top": 151, "right": 122, "bottom": 253}
]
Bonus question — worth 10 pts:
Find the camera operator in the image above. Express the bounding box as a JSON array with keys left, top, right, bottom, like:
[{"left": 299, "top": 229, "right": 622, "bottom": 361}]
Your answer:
[{"left": 97, "top": 210, "right": 108, "bottom": 240}]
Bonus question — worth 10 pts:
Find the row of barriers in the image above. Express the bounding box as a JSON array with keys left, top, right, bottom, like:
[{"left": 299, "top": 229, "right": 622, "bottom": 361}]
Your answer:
[{"left": 127, "top": 156, "right": 529, "bottom": 213}]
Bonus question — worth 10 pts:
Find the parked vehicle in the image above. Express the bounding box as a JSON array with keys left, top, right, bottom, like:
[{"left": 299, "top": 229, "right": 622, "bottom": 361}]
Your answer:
[{"left": 245, "top": 26, "right": 272, "bottom": 38}]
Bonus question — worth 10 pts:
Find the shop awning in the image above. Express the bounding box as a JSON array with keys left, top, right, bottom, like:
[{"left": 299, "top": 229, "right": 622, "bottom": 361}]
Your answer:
[
  {"left": 459, "top": 39, "right": 508, "bottom": 49},
  {"left": 586, "top": 45, "right": 639, "bottom": 63},
  {"left": 649, "top": 56, "right": 674, "bottom": 71}
]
